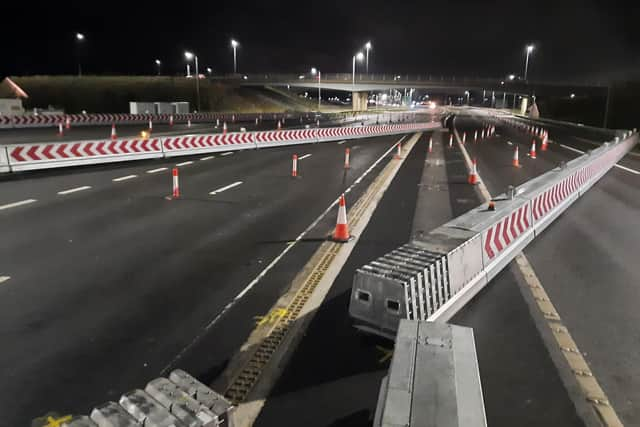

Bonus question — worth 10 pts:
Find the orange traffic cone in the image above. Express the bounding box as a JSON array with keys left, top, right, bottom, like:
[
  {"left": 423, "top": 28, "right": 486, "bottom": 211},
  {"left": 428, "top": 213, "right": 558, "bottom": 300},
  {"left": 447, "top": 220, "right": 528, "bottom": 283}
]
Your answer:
[
  {"left": 332, "top": 194, "right": 350, "bottom": 242},
  {"left": 111, "top": 123, "right": 117, "bottom": 140},
  {"left": 394, "top": 142, "right": 402, "bottom": 159},
  {"left": 169, "top": 115, "right": 174, "bottom": 127},
  {"left": 530, "top": 140, "right": 537, "bottom": 159},
  {"left": 223, "top": 122, "right": 227, "bottom": 135},
  {"left": 344, "top": 148, "right": 350, "bottom": 169},
  {"left": 187, "top": 119, "right": 192, "bottom": 128},
  {"left": 541, "top": 134, "right": 548, "bottom": 151},
  {"left": 468, "top": 158, "right": 479, "bottom": 184},
  {"left": 57, "top": 122, "right": 64, "bottom": 137},
  {"left": 172, "top": 168, "right": 180, "bottom": 198},
  {"left": 148, "top": 119, "right": 153, "bottom": 133},
  {"left": 449, "top": 134, "right": 453, "bottom": 148},
  {"left": 512, "top": 146, "right": 520, "bottom": 167},
  {"left": 65, "top": 117, "right": 71, "bottom": 130},
  {"left": 428, "top": 138, "right": 433, "bottom": 153},
  {"left": 277, "top": 120, "right": 282, "bottom": 130},
  {"left": 292, "top": 154, "right": 298, "bottom": 177}
]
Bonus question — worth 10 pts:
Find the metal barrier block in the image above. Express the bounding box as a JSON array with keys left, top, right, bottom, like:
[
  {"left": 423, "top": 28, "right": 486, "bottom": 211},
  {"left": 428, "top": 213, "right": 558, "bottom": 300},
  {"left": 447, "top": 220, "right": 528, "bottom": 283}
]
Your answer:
[
  {"left": 169, "top": 370, "right": 234, "bottom": 425},
  {"left": 90, "top": 402, "right": 141, "bottom": 427},
  {"left": 145, "top": 377, "right": 218, "bottom": 427},
  {"left": 119, "top": 389, "right": 185, "bottom": 427}
]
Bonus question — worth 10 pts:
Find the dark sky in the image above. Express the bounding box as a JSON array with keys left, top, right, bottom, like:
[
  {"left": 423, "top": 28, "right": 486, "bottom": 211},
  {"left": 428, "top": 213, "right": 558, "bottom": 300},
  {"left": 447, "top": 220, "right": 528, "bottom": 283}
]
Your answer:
[{"left": 2, "top": 0, "right": 638, "bottom": 81}]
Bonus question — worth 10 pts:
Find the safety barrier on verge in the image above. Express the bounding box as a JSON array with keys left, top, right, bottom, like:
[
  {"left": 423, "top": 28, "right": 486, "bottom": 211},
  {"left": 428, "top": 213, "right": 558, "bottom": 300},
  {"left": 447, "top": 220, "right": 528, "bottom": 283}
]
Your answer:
[
  {"left": 2, "top": 122, "right": 439, "bottom": 172},
  {"left": 373, "top": 320, "right": 486, "bottom": 427},
  {"left": 349, "top": 130, "right": 638, "bottom": 337},
  {"left": 32, "top": 370, "right": 234, "bottom": 427}
]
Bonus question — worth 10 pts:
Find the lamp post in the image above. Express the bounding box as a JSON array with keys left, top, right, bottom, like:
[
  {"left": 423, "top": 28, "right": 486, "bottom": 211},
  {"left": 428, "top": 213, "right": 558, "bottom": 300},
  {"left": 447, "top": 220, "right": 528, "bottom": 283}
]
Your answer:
[
  {"left": 185, "top": 51, "right": 200, "bottom": 111},
  {"left": 311, "top": 68, "right": 322, "bottom": 112},
  {"left": 352, "top": 52, "right": 364, "bottom": 88},
  {"left": 365, "top": 41, "right": 372, "bottom": 74},
  {"left": 75, "top": 33, "right": 85, "bottom": 77},
  {"left": 464, "top": 90, "right": 470, "bottom": 106},
  {"left": 524, "top": 44, "right": 534, "bottom": 81},
  {"left": 231, "top": 39, "right": 239, "bottom": 74},
  {"left": 155, "top": 59, "right": 161, "bottom": 76}
]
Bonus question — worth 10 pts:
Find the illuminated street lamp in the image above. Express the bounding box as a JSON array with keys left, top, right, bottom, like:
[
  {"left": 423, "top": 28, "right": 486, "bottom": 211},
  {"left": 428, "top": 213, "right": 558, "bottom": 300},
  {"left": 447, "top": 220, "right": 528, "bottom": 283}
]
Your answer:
[
  {"left": 352, "top": 52, "right": 364, "bottom": 88},
  {"left": 206, "top": 67, "right": 213, "bottom": 75},
  {"left": 311, "top": 67, "right": 321, "bottom": 111},
  {"left": 155, "top": 59, "right": 161, "bottom": 76},
  {"left": 231, "top": 39, "right": 239, "bottom": 73},
  {"left": 464, "top": 90, "right": 470, "bottom": 105},
  {"left": 185, "top": 51, "right": 200, "bottom": 111},
  {"left": 365, "top": 41, "right": 372, "bottom": 74},
  {"left": 75, "top": 33, "right": 85, "bottom": 77},
  {"left": 508, "top": 74, "right": 516, "bottom": 80},
  {"left": 524, "top": 44, "right": 534, "bottom": 81}
]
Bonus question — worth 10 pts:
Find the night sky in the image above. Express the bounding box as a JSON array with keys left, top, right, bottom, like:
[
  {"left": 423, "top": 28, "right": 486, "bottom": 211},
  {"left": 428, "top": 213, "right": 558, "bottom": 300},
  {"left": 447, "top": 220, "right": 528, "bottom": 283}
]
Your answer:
[{"left": 2, "top": 0, "right": 638, "bottom": 81}]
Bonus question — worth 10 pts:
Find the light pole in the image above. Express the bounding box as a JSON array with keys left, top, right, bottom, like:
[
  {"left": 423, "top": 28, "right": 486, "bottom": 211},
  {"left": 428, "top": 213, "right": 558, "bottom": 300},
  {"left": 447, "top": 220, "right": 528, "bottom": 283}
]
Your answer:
[
  {"left": 524, "top": 44, "right": 534, "bottom": 81},
  {"left": 75, "top": 33, "right": 85, "bottom": 77},
  {"left": 365, "top": 41, "right": 372, "bottom": 74},
  {"left": 231, "top": 39, "right": 239, "bottom": 74},
  {"left": 464, "top": 90, "right": 470, "bottom": 106},
  {"left": 185, "top": 51, "right": 200, "bottom": 112},
  {"left": 155, "top": 59, "right": 161, "bottom": 76},
  {"left": 352, "top": 52, "right": 364, "bottom": 88},
  {"left": 311, "top": 68, "right": 321, "bottom": 112}
]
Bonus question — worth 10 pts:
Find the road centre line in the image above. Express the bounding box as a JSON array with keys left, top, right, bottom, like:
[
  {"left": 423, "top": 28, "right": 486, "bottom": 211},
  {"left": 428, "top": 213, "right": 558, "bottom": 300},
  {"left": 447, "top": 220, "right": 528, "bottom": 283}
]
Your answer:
[
  {"left": 200, "top": 156, "right": 215, "bottom": 161},
  {"left": 221, "top": 152, "right": 234, "bottom": 156},
  {"left": 112, "top": 175, "right": 138, "bottom": 182},
  {"left": 57, "top": 186, "right": 92, "bottom": 195},
  {"left": 298, "top": 154, "right": 312, "bottom": 160},
  {"left": 147, "top": 167, "right": 168, "bottom": 174},
  {"left": 176, "top": 161, "right": 194, "bottom": 167},
  {"left": 209, "top": 181, "right": 243, "bottom": 195},
  {"left": 0, "top": 199, "right": 37, "bottom": 211},
  {"left": 559, "top": 144, "right": 639, "bottom": 175}
]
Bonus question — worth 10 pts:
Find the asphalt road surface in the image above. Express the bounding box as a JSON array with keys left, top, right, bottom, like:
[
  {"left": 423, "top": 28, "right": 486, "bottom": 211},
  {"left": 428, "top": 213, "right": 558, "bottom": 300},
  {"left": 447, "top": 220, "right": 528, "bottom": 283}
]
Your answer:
[{"left": 0, "top": 132, "right": 411, "bottom": 426}]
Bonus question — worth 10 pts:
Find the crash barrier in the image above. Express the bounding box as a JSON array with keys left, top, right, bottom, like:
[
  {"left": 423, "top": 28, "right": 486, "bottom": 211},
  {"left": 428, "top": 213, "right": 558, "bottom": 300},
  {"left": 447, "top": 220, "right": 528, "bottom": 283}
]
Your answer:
[
  {"left": 373, "top": 320, "right": 486, "bottom": 427},
  {"left": 41, "top": 370, "right": 234, "bottom": 427},
  {"left": 1, "top": 122, "right": 439, "bottom": 172},
  {"left": 349, "top": 130, "right": 638, "bottom": 337}
]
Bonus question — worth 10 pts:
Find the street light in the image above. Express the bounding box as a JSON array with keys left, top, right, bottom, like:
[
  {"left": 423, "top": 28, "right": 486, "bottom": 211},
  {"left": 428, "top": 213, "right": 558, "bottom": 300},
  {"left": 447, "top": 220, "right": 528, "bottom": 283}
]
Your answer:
[
  {"left": 75, "top": 33, "right": 85, "bottom": 77},
  {"left": 508, "top": 74, "right": 516, "bottom": 81},
  {"left": 352, "top": 52, "right": 364, "bottom": 88},
  {"left": 206, "top": 67, "right": 213, "bottom": 75},
  {"left": 231, "top": 39, "right": 239, "bottom": 74},
  {"left": 464, "top": 90, "right": 470, "bottom": 106},
  {"left": 311, "top": 67, "right": 321, "bottom": 112},
  {"left": 155, "top": 59, "right": 161, "bottom": 76},
  {"left": 524, "top": 44, "right": 534, "bottom": 81},
  {"left": 365, "top": 41, "right": 372, "bottom": 74},
  {"left": 184, "top": 51, "right": 200, "bottom": 111}
]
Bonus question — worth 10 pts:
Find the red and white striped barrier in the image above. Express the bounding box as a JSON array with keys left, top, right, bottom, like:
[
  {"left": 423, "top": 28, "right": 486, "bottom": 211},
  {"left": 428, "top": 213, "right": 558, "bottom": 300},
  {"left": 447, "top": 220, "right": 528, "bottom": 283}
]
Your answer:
[{"left": 482, "top": 204, "right": 531, "bottom": 261}]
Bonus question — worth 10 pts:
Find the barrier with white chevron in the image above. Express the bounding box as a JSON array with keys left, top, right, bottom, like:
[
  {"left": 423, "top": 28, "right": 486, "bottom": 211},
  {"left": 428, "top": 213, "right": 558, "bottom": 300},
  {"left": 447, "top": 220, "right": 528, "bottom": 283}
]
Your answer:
[
  {"left": 349, "top": 130, "right": 638, "bottom": 337},
  {"left": 2, "top": 121, "right": 440, "bottom": 172}
]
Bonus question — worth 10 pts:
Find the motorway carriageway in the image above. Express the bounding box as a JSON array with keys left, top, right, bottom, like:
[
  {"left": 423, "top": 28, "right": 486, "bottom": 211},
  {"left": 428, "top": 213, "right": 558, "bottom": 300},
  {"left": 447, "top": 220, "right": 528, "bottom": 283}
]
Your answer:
[
  {"left": 256, "top": 118, "right": 639, "bottom": 427},
  {"left": 0, "top": 128, "right": 417, "bottom": 425}
]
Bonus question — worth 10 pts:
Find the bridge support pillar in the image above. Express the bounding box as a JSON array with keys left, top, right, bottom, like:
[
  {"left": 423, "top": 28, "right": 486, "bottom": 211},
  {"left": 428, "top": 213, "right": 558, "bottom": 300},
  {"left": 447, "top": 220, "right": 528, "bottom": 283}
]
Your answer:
[{"left": 352, "top": 91, "right": 368, "bottom": 111}]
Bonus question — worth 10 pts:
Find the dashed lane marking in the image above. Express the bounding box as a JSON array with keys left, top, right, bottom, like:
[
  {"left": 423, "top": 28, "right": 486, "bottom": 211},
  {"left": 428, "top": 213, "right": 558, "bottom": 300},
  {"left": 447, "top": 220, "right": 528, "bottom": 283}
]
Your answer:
[
  {"left": 559, "top": 144, "right": 640, "bottom": 175},
  {"left": 200, "top": 156, "right": 215, "bottom": 161},
  {"left": 298, "top": 154, "right": 312, "bottom": 160},
  {"left": 147, "top": 167, "right": 168, "bottom": 174},
  {"left": 57, "top": 186, "right": 91, "bottom": 195},
  {"left": 336, "top": 140, "right": 346, "bottom": 144},
  {"left": 112, "top": 174, "right": 138, "bottom": 182},
  {"left": 0, "top": 199, "right": 37, "bottom": 211},
  {"left": 176, "top": 161, "right": 194, "bottom": 166},
  {"left": 209, "top": 181, "right": 243, "bottom": 195},
  {"left": 0, "top": 276, "right": 10, "bottom": 284},
  {"left": 221, "top": 152, "right": 234, "bottom": 156}
]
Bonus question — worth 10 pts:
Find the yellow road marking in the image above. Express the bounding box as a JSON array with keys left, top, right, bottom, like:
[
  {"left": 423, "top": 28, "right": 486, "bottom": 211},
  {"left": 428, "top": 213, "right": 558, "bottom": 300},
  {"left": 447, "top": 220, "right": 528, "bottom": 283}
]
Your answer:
[
  {"left": 254, "top": 308, "right": 288, "bottom": 327},
  {"left": 376, "top": 345, "right": 393, "bottom": 364},
  {"left": 45, "top": 415, "right": 72, "bottom": 427}
]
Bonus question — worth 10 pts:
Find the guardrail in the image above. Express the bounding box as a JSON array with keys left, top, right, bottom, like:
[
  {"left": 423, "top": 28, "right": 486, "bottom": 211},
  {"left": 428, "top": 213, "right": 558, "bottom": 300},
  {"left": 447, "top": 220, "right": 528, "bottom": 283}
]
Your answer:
[
  {"left": 373, "top": 320, "right": 486, "bottom": 427},
  {"left": 0, "top": 122, "right": 440, "bottom": 173},
  {"left": 349, "top": 126, "right": 638, "bottom": 337}
]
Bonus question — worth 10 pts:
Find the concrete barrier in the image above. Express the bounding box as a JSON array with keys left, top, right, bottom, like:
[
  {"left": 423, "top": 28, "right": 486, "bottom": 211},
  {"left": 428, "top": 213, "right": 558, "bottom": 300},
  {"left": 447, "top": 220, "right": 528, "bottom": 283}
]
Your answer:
[
  {"left": 349, "top": 130, "right": 638, "bottom": 336},
  {"left": 0, "top": 146, "right": 10, "bottom": 173}
]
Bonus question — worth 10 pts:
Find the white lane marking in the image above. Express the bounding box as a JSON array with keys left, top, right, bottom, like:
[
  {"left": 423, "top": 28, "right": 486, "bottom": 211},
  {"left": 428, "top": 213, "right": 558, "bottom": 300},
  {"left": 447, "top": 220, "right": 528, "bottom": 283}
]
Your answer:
[
  {"left": 337, "top": 140, "right": 346, "bottom": 145},
  {"left": 298, "top": 154, "right": 312, "bottom": 160},
  {"left": 209, "top": 181, "right": 243, "bottom": 195},
  {"left": 0, "top": 276, "right": 10, "bottom": 284},
  {"left": 57, "top": 186, "right": 92, "bottom": 195},
  {"left": 112, "top": 174, "right": 138, "bottom": 182},
  {"left": 506, "top": 141, "right": 513, "bottom": 146},
  {"left": 161, "top": 134, "right": 407, "bottom": 374},
  {"left": 176, "top": 161, "right": 194, "bottom": 167},
  {"left": 147, "top": 167, "right": 168, "bottom": 174},
  {"left": 560, "top": 144, "right": 640, "bottom": 175},
  {"left": 0, "top": 199, "right": 37, "bottom": 211},
  {"left": 200, "top": 156, "right": 215, "bottom": 161},
  {"left": 221, "top": 152, "right": 234, "bottom": 156}
]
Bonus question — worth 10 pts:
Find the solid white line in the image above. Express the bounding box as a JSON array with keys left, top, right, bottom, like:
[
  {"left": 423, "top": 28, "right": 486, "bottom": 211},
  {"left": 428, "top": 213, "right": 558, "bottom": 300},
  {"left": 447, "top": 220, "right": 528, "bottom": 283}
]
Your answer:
[
  {"left": 220, "top": 152, "right": 234, "bottom": 156},
  {"left": 147, "top": 167, "right": 168, "bottom": 174},
  {"left": 209, "top": 181, "right": 243, "bottom": 195},
  {"left": 200, "top": 156, "right": 215, "bottom": 161},
  {"left": 112, "top": 174, "right": 138, "bottom": 182},
  {"left": 176, "top": 161, "right": 194, "bottom": 167},
  {"left": 337, "top": 140, "right": 346, "bottom": 145},
  {"left": 160, "top": 134, "right": 408, "bottom": 374},
  {"left": 57, "top": 186, "right": 92, "bottom": 195},
  {"left": 0, "top": 276, "right": 10, "bottom": 284},
  {"left": 298, "top": 154, "right": 312, "bottom": 160},
  {"left": 559, "top": 144, "right": 640, "bottom": 175},
  {"left": 0, "top": 199, "right": 37, "bottom": 211}
]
